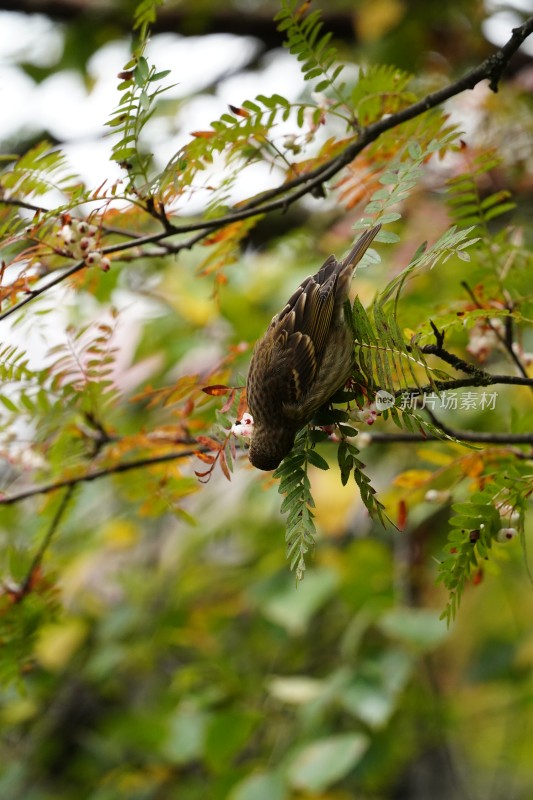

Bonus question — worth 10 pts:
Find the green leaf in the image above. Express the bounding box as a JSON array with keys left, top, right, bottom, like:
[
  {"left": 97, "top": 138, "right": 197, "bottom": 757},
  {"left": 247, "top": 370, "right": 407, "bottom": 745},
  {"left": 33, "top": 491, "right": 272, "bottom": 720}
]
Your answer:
[
  {"left": 150, "top": 69, "right": 171, "bottom": 82},
  {"left": 135, "top": 56, "right": 150, "bottom": 83},
  {"left": 0, "top": 395, "right": 17, "bottom": 412},
  {"left": 378, "top": 608, "right": 449, "bottom": 649},
  {"left": 164, "top": 707, "right": 208, "bottom": 764},
  {"left": 306, "top": 450, "right": 330, "bottom": 470},
  {"left": 205, "top": 711, "right": 258, "bottom": 772},
  {"left": 229, "top": 772, "right": 286, "bottom": 800},
  {"left": 288, "top": 734, "right": 369, "bottom": 792},
  {"left": 258, "top": 569, "right": 339, "bottom": 635}
]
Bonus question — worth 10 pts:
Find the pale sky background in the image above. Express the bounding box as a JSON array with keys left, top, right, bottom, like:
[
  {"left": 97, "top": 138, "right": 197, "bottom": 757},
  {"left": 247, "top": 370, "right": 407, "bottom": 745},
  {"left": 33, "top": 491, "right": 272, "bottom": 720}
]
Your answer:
[{"left": 0, "top": 11, "right": 302, "bottom": 198}]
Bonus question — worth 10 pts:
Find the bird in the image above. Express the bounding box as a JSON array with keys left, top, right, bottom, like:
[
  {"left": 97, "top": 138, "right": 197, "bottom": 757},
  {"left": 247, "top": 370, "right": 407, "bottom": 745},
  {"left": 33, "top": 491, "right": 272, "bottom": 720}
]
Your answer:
[{"left": 243, "top": 224, "right": 381, "bottom": 470}]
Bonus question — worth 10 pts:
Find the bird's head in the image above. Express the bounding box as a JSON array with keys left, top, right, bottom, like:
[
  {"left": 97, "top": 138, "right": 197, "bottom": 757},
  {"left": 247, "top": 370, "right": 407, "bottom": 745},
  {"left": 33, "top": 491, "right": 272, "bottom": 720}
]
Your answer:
[{"left": 248, "top": 421, "right": 298, "bottom": 471}]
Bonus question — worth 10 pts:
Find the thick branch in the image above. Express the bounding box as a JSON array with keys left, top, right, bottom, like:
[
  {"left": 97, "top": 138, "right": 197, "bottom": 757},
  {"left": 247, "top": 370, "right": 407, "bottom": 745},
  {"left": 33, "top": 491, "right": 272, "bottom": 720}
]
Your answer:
[
  {"left": 0, "top": 17, "right": 532, "bottom": 321},
  {"left": 421, "top": 344, "right": 483, "bottom": 376},
  {"left": 418, "top": 333, "right": 533, "bottom": 394},
  {"left": 162, "top": 14, "right": 533, "bottom": 227}
]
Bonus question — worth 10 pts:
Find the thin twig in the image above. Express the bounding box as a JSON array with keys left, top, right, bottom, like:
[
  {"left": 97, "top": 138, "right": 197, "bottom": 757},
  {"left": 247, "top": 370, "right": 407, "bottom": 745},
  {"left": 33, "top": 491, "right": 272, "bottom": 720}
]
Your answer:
[
  {"left": 0, "top": 229, "right": 210, "bottom": 322},
  {"left": 19, "top": 484, "right": 76, "bottom": 596},
  {"left": 367, "top": 429, "right": 533, "bottom": 448},
  {"left": 422, "top": 324, "right": 484, "bottom": 376},
  {"left": 0, "top": 448, "right": 207, "bottom": 506},
  {"left": 460, "top": 280, "right": 533, "bottom": 388},
  {"left": 399, "top": 373, "right": 533, "bottom": 398}
]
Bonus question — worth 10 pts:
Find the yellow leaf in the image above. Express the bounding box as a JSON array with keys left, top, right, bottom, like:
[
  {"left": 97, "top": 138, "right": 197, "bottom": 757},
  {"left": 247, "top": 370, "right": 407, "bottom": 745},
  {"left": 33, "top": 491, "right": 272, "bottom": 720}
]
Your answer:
[
  {"left": 416, "top": 449, "right": 454, "bottom": 466},
  {"left": 175, "top": 294, "right": 215, "bottom": 326},
  {"left": 464, "top": 455, "right": 486, "bottom": 478},
  {"left": 357, "top": 0, "right": 406, "bottom": 42},
  {"left": 34, "top": 619, "right": 87, "bottom": 671},
  {"left": 0, "top": 698, "right": 37, "bottom": 725},
  {"left": 101, "top": 518, "right": 139, "bottom": 549},
  {"left": 311, "top": 468, "right": 362, "bottom": 535},
  {"left": 393, "top": 469, "right": 433, "bottom": 489}
]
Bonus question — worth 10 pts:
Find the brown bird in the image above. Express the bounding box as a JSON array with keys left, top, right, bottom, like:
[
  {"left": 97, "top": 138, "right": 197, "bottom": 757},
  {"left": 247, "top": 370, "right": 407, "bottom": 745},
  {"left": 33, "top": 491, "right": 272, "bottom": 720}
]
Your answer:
[{"left": 245, "top": 224, "right": 381, "bottom": 470}]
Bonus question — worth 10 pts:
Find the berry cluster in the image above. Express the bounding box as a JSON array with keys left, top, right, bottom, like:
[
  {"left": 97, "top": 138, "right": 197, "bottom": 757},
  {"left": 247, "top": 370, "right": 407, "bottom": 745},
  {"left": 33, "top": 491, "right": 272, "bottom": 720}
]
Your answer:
[{"left": 58, "top": 218, "right": 110, "bottom": 271}]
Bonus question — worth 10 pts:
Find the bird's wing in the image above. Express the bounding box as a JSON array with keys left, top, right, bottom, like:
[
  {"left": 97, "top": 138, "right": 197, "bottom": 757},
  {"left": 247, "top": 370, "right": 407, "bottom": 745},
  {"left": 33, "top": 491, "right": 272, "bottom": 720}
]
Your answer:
[
  {"left": 276, "top": 262, "right": 337, "bottom": 352},
  {"left": 248, "top": 228, "right": 382, "bottom": 420},
  {"left": 265, "top": 272, "right": 336, "bottom": 404},
  {"left": 283, "top": 331, "right": 317, "bottom": 403}
]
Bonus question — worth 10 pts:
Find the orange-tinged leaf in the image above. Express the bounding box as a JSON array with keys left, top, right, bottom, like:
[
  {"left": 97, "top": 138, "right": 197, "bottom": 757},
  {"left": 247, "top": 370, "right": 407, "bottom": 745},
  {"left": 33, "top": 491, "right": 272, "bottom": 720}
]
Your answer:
[
  {"left": 220, "top": 388, "right": 236, "bottom": 414},
  {"left": 191, "top": 130, "right": 216, "bottom": 139},
  {"left": 183, "top": 397, "right": 195, "bottom": 416},
  {"left": 295, "top": 0, "right": 312, "bottom": 19},
  {"left": 203, "top": 229, "right": 231, "bottom": 246},
  {"left": 198, "top": 217, "right": 261, "bottom": 279},
  {"left": 472, "top": 567, "right": 484, "bottom": 586},
  {"left": 397, "top": 499, "right": 408, "bottom": 530},
  {"left": 235, "top": 390, "right": 248, "bottom": 422},
  {"left": 197, "top": 435, "right": 221, "bottom": 450},
  {"left": 202, "top": 384, "right": 231, "bottom": 396},
  {"left": 196, "top": 452, "right": 216, "bottom": 464},
  {"left": 229, "top": 104, "right": 250, "bottom": 118},
  {"left": 464, "top": 456, "right": 485, "bottom": 478},
  {"left": 219, "top": 450, "right": 231, "bottom": 481},
  {"left": 335, "top": 157, "right": 384, "bottom": 210},
  {"left": 203, "top": 218, "right": 256, "bottom": 247}
]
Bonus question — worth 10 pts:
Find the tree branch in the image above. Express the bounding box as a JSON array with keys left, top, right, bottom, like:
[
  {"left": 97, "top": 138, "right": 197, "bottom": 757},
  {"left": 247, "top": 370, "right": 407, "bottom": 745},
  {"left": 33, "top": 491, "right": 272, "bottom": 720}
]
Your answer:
[
  {"left": 17, "top": 485, "right": 76, "bottom": 598},
  {"left": 0, "top": 448, "right": 207, "bottom": 506},
  {"left": 460, "top": 280, "right": 533, "bottom": 388},
  {"left": 0, "top": 229, "right": 210, "bottom": 322},
  {"left": 399, "top": 373, "right": 533, "bottom": 398},
  {"left": 417, "top": 329, "right": 533, "bottom": 394},
  {"left": 367, "top": 430, "right": 533, "bottom": 447},
  {"left": 0, "top": 16, "right": 531, "bottom": 320},
  {"left": 422, "top": 330, "right": 484, "bottom": 376}
]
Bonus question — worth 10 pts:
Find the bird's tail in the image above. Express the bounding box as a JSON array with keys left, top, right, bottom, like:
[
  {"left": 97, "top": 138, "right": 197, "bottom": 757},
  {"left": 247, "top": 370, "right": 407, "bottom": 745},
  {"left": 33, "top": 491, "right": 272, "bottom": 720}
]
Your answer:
[{"left": 341, "top": 224, "right": 382, "bottom": 271}]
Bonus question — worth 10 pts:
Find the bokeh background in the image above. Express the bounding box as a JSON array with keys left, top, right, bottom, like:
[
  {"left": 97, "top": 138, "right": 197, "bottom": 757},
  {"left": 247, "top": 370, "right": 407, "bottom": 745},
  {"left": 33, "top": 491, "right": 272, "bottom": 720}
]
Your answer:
[{"left": 1, "top": 1, "right": 533, "bottom": 799}]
